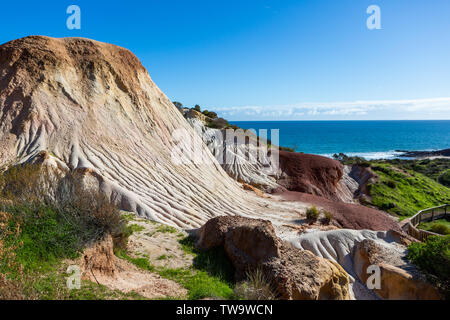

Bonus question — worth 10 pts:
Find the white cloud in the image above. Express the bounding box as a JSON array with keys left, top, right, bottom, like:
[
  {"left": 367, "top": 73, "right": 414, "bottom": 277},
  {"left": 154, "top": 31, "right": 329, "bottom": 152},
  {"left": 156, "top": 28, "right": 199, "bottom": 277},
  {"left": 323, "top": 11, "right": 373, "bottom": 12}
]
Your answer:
[{"left": 216, "top": 97, "right": 450, "bottom": 120}]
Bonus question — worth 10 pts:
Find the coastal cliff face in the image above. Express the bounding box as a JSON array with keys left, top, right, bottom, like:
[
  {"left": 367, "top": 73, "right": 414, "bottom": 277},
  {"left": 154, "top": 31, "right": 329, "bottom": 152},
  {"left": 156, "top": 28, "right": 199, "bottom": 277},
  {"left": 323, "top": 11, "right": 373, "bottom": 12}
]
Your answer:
[
  {"left": 0, "top": 36, "right": 306, "bottom": 228},
  {"left": 2, "top": 36, "right": 432, "bottom": 300}
]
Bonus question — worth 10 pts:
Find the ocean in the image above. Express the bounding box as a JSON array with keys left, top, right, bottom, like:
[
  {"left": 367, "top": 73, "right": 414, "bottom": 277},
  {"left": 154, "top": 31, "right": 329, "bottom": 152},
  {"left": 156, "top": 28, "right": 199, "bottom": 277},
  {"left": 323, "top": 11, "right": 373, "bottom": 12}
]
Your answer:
[{"left": 230, "top": 120, "right": 450, "bottom": 160}]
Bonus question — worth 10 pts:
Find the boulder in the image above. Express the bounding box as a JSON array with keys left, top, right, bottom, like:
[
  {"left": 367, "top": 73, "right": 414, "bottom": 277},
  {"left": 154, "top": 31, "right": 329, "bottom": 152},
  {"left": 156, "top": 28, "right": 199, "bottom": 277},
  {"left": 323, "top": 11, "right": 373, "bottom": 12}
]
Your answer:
[
  {"left": 197, "top": 216, "right": 350, "bottom": 300},
  {"left": 353, "top": 239, "right": 441, "bottom": 300}
]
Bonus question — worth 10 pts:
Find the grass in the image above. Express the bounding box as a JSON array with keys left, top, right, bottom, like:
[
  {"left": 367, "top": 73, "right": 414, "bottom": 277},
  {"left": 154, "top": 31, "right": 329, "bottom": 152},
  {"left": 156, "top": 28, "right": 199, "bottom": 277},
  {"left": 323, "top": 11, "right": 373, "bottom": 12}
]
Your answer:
[
  {"left": 332, "top": 157, "right": 450, "bottom": 217},
  {"left": 0, "top": 164, "right": 136, "bottom": 300},
  {"left": 155, "top": 225, "right": 177, "bottom": 234},
  {"left": 126, "top": 224, "right": 145, "bottom": 234},
  {"left": 306, "top": 206, "right": 320, "bottom": 221},
  {"left": 159, "top": 236, "right": 235, "bottom": 300},
  {"left": 322, "top": 211, "right": 333, "bottom": 225},
  {"left": 407, "top": 235, "right": 450, "bottom": 298},
  {"left": 114, "top": 235, "right": 236, "bottom": 300},
  {"left": 367, "top": 163, "right": 450, "bottom": 217},
  {"left": 0, "top": 204, "right": 144, "bottom": 300},
  {"left": 234, "top": 268, "right": 277, "bottom": 300},
  {"left": 114, "top": 248, "right": 155, "bottom": 272},
  {"left": 418, "top": 219, "right": 450, "bottom": 235}
]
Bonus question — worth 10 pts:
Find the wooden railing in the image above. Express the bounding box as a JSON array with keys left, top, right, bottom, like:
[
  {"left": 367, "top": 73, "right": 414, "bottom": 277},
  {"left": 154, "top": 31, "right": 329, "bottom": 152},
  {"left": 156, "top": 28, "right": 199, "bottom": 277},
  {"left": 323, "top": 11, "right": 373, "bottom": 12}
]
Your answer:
[{"left": 402, "top": 204, "right": 449, "bottom": 242}]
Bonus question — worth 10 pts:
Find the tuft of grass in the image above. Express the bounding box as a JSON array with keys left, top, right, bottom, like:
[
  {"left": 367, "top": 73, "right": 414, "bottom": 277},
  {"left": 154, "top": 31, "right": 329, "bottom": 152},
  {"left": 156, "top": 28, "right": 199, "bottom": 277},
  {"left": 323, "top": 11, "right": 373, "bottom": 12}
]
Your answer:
[
  {"left": 127, "top": 224, "right": 145, "bottom": 234},
  {"left": 306, "top": 206, "right": 319, "bottom": 221},
  {"left": 322, "top": 211, "right": 333, "bottom": 225},
  {"left": 114, "top": 249, "right": 155, "bottom": 272},
  {"left": 234, "top": 268, "right": 277, "bottom": 300},
  {"left": 156, "top": 225, "right": 177, "bottom": 234}
]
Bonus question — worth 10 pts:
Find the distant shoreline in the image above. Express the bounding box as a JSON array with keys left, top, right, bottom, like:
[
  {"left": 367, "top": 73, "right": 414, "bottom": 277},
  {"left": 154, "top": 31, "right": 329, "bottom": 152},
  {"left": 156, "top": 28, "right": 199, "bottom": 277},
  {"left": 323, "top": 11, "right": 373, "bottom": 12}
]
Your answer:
[
  {"left": 396, "top": 148, "right": 450, "bottom": 159},
  {"left": 319, "top": 149, "right": 450, "bottom": 161}
]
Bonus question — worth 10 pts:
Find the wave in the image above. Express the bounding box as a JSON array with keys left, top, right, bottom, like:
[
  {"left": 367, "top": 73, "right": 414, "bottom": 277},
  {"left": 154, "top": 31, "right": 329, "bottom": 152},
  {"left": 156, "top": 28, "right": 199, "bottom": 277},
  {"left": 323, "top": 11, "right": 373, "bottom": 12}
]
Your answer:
[{"left": 320, "top": 151, "right": 407, "bottom": 160}]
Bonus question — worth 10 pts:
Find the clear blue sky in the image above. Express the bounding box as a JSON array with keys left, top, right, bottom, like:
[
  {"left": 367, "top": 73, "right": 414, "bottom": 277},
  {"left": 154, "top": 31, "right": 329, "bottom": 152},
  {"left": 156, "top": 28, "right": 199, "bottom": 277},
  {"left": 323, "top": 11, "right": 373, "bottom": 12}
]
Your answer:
[{"left": 1, "top": 0, "right": 450, "bottom": 120}]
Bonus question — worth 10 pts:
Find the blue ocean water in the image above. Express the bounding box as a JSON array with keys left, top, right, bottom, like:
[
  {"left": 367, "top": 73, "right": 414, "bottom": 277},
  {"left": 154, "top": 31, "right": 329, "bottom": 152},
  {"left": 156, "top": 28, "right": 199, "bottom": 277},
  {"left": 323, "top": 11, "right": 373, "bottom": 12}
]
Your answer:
[{"left": 231, "top": 121, "right": 450, "bottom": 160}]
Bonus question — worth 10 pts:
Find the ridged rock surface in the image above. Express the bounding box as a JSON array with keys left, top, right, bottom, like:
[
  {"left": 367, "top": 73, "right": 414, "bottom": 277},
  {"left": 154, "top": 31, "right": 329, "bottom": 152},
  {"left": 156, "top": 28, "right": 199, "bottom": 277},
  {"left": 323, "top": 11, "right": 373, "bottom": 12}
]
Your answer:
[
  {"left": 197, "top": 216, "right": 351, "bottom": 300},
  {"left": 0, "top": 36, "right": 303, "bottom": 228}
]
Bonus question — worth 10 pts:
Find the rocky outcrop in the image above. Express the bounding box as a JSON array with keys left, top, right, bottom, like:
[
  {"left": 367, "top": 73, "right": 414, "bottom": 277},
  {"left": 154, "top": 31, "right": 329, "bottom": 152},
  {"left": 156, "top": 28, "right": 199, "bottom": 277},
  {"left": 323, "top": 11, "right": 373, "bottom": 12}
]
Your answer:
[
  {"left": 0, "top": 36, "right": 308, "bottom": 229},
  {"left": 353, "top": 240, "right": 442, "bottom": 300},
  {"left": 346, "top": 164, "right": 378, "bottom": 202},
  {"left": 183, "top": 109, "right": 281, "bottom": 192},
  {"left": 82, "top": 234, "right": 117, "bottom": 278},
  {"left": 398, "top": 148, "right": 450, "bottom": 158},
  {"left": 197, "top": 216, "right": 351, "bottom": 300},
  {"left": 277, "top": 151, "right": 354, "bottom": 202}
]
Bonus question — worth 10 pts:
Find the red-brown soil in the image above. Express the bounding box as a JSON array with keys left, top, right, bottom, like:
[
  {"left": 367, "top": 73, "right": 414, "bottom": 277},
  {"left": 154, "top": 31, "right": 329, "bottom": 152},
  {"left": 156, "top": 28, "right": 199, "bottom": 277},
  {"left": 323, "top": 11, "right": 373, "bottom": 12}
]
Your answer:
[
  {"left": 276, "top": 190, "right": 401, "bottom": 232},
  {"left": 277, "top": 151, "right": 345, "bottom": 201}
]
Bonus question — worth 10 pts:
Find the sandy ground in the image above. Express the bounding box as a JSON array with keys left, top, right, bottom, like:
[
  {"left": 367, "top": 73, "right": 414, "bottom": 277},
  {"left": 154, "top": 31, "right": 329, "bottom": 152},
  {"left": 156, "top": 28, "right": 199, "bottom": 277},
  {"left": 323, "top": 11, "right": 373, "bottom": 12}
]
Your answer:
[
  {"left": 125, "top": 216, "right": 195, "bottom": 270},
  {"left": 85, "top": 257, "right": 187, "bottom": 299},
  {"left": 76, "top": 213, "right": 195, "bottom": 299}
]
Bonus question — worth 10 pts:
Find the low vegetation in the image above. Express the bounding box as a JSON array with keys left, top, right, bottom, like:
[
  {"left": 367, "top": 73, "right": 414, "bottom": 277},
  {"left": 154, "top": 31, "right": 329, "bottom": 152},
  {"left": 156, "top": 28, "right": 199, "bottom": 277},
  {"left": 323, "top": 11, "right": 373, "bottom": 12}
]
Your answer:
[
  {"left": 306, "top": 206, "right": 320, "bottom": 221},
  {"left": 0, "top": 164, "right": 137, "bottom": 300},
  {"left": 368, "top": 163, "right": 450, "bottom": 217},
  {"left": 322, "top": 211, "right": 333, "bottom": 225},
  {"left": 234, "top": 268, "right": 277, "bottom": 300},
  {"left": 334, "top": 155, "right": 450, "bottom": 218},
  {"left": 407, "top": 235, "right": 450, "bottom": 298},
  {"left": 418, "top": 219, "right": 450, "bottom": 235}
]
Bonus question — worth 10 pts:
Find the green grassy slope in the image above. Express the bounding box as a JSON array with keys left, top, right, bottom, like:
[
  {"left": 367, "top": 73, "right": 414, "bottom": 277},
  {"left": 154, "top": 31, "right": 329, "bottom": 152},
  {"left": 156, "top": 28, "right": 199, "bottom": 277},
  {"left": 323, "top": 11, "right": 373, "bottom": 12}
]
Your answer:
[{"left": 367, "top": 162, "right": 450, "bottom": 218}]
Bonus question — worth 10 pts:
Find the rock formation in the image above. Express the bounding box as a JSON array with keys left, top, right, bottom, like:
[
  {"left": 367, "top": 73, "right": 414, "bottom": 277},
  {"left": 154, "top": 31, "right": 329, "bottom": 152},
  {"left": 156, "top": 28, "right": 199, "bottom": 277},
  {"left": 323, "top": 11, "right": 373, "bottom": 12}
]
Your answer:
[
  {"left": 196, "top": 216, "right": 350, "bottom": 300},
  {"left": 0, "top": 36, "right": 304, "bottom": 228},
  {"left": 2, "top": 36, "right": 424, "bottom": 300},
  {"left": 284, "top": 229, "right": 440, "bottom": 299},
  {"left": 353, "top": 240, "right": 441, "bottom": 300}
]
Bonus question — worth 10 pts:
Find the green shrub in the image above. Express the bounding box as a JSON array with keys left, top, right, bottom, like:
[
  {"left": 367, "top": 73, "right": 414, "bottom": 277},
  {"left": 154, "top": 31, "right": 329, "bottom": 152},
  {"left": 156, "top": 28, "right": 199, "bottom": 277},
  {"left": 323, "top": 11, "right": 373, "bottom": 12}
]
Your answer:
[
  {"left": 439, "top": 170, "right": 450, "bottom": 187},
  {"left": 322, "top": 211, "right": 333, "bottom": 225},
  {"left": 407, "top": 235, "right": 450, "bottom": 298},
  {"left": 429, "top": 223, "right": 450, "bottom": 235},
  {"left": 0, "top": 165, "right": 128, "bottom": 273},
  {"left": 306, "top": 206, "right": 319, "bottom": 221},
  {"left": 386, "top": 180, "right": 397, "bottom": 189}
]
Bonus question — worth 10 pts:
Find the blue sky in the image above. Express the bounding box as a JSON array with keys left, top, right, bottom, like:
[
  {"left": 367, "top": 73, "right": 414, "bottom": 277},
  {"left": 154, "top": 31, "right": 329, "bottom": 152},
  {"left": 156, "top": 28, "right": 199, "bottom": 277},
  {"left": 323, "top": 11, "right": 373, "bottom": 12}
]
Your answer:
[{"left": 1, "top": 0, "right": 450, "bottom": 120}]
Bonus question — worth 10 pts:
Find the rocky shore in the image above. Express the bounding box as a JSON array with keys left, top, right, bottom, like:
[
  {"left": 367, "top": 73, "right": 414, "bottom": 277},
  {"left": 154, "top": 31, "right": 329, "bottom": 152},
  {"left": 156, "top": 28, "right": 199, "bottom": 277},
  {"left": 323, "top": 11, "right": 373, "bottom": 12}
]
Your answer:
[{"left": 397, "top": 148, "right": 450, "bottom": 159}]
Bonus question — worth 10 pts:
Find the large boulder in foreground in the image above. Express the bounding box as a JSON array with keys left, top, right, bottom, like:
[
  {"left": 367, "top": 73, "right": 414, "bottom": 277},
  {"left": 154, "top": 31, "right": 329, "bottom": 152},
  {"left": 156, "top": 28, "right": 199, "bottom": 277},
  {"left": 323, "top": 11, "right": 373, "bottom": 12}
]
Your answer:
[
  {"left": 196, "top": 216, "right": 350, "bottom": 300},
  {"left": 353, "top": 239, "right": 442, "bottom": 300}
]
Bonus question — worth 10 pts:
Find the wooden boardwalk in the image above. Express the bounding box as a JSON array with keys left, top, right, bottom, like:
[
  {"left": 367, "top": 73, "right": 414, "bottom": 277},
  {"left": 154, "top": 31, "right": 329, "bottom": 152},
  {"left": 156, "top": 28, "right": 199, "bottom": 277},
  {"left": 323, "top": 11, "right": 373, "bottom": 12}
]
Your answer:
[{"left": 401, "top": 204, "right": 449, "bottom": 241}]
